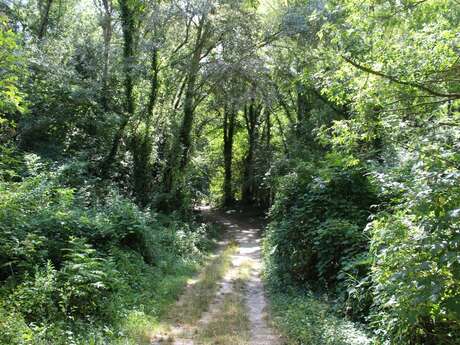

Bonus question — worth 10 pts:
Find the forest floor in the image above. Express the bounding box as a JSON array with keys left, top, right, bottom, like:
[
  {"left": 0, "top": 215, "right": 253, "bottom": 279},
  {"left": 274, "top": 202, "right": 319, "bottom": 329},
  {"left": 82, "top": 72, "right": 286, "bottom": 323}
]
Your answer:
[{"left": 151, "top": 208, "right": 281, "bottom": 345}]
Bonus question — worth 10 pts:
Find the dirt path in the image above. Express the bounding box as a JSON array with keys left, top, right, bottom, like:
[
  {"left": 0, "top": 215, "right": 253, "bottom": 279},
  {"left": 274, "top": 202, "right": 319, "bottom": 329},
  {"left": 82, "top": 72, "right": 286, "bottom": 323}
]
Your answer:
[
  {"left": 214, "top": 211, "right": 280, "bottom": 345},
  {"left": 153, "top": 209, "right": 280, "bottom": 345}
]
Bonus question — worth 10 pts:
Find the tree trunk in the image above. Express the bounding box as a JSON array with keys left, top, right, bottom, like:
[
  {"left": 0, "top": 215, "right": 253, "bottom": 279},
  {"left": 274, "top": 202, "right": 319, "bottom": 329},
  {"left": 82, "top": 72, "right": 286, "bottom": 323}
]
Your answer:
[
  {"left": 242, "top": 99, "right": 260, "bottom": 205},
  {"left": 38, "top": 0, "right": 53, "bottom": 40},
  {"left": 265, "top": 108, "right": 271, "bottom": 150},
  {"left": 132, "top": 48, "right": 159, "bottom": 206},
  {"left": 100, "top": 0, "right": 112, "bottom": 110},
  {"left": 223, "top": 108, "right": 236, "bottom": 206},
  {"left": 162, "top": 14, "right": 210, "bottom": 207},
  {"left": 100, "top": 0, "right": 136, "bottom": 177},
  {"left": 179, "top": 74, "right": 197, "bottom": 169},
  {"left": 178, "top": 17, "right": 208, "bottom": 170}
]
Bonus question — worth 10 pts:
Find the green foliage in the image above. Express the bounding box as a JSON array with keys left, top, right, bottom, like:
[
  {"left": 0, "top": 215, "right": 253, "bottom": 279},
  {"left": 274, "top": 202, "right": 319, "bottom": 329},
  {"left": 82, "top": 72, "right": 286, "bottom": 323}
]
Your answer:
[
  {"left": 0, "top": 168, "right": 213, "bottom": 344},
  {"left": 0, "top": 304, "right": 32, "bottom": 345},
  {"left": 264, "top": 163, "right": 378, "bottom": 330},
  {"left": 262, "top": 1, "right": 460, "bottom": 343},
  {"left": 0, "top": 15, "right": 26, "bottom": 117},
  {"left": 1, "top": 0, "right": 460, "bottom": 343},
  {"left": 60, "top": 238, "right": 114, "bottom": 318},
  {"left": 0, "top": 15, "right": 27, "bottom": 183},
  {"left": 11, "top": 262, "right": 60, "bottom": 323},
  {"left": 367, "top": 147, "right": 460, "bottom": 344},
  {"left": 266, "top": 164, "right": 376, "bottom": 292},
  {"left": 370, "top": 211, "right": 460, "bottom": 344},
  {"left": 268, "top": 288, "right": 372, "bottom": 345}
]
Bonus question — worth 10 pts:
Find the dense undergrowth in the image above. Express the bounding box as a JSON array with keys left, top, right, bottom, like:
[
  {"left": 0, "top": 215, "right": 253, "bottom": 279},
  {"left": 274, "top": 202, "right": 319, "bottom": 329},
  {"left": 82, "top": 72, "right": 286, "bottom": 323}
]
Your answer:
[
  {"left": 268, "top": 287, "right": 371, "bottom": 345},
  {"left": 264, "top": 152, "right": 460, "bottom": 345},
  {"left": 0, "top": 159, "right": 217, "bottom": 345},
  {"left": 264, "top": 164, "right": 377, "bottom": 344}
]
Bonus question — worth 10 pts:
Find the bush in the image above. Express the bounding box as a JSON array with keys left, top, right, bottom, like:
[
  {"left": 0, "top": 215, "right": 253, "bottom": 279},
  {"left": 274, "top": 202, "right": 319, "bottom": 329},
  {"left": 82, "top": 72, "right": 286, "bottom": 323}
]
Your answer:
[
  {"left": 367, "top": 145, "right": 460, "bottom": 345},
  {"left": 0, "top": 174, "right": 208, "bottom": 279},
  {"left": 315, "top": 219, "right": 365, "bottom": 287},
  {"left": 370, "top": 211, "right": 460, "bottom": 344},
  {"left": 11, "top": 262, "right": 59, "bottom": 323},
  {"left": 59, "top": 237, "right": 115, "bottom": 318},
  {"left": 0, "top": 171, "right": 213, "bottom": 344},
  {"left": 268, "top": 288, "right": 372, "bottom": 345},
  {"left": 265, "top": 166, "right": 376, "bottom": 291},
  {"left": 0, "top": 305, "right": 32, "bottom": 345}
]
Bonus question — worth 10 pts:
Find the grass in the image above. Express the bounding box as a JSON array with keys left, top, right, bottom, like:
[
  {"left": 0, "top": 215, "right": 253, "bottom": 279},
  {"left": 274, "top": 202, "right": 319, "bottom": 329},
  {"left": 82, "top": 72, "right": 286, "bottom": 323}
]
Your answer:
[
  {"left": 266, "top": 288, "right": 373, "bottom": 345},
  {"left": 110, "top": 226, "right": 236, "bottom": 345},
  {"left": 195, "top": 261, "right": 252, "bottom": 345},
  {"left": 111, "top": 259, "right": 203, "bottom": 345},
  {"left": 110, "top": 234, "right": 253, "bottom": 345},
  {"left": 126, "top": 241, "right": 239, "bottom": 344},
  {"left": 166, "top": 242, "right": 239, "bottom": 325}
]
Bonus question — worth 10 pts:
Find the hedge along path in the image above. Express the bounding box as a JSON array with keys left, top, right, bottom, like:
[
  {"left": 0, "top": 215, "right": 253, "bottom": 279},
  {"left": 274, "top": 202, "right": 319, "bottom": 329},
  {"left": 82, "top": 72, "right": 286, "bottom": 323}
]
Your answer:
[{"left": 151, "top": 209, "right": 281, "bottom": 345}]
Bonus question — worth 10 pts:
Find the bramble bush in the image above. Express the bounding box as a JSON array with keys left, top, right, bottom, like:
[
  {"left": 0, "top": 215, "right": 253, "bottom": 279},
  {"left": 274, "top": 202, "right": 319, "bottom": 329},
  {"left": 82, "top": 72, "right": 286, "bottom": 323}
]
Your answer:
[
  {"left": 265, "top": 127, "right": 460, "bottom": 344},
  {"left": 263, "top": 162, "right": 378, "bottom": 343}
]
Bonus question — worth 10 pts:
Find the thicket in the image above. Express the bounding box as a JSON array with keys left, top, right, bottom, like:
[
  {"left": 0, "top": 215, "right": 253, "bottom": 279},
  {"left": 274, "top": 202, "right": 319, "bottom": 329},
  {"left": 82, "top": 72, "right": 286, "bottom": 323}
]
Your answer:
[
  {"left": 265, "top": 147, "right": 460, "bottom": 345},
  {"left": 1, "top": 2, "right": 227, "bottom": 342},
  {"left": 265, "top": 164, "right": 377, "bottom": 313},
  {"left": 262, "top": 1, "right": 460, "bottom": 344},
  {"left": 265, "top": 152, "right": 460, "bottom": 344},
  {"left": 0, "top": 162, "right": 214, "bottom": 344}
]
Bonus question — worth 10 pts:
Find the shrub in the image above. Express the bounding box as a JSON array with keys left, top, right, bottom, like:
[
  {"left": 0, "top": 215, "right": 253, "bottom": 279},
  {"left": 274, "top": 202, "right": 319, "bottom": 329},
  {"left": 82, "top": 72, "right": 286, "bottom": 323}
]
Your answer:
[
  {"left": 0, "top": 171, "right": 212, "bottom": 343},
  {"left": 268, "top": 288, "right": 372, "bottom": 345},
  {"left": 315, "top": 218, "right": 366, "bottom": 287},
  {"left": 337, "top": 252, "right": 373, "bottom": 322},
  {"left": 266, "top": 166, "right": 376, "bottom": 291},
  {"left": 0, "top": 175, "right": 207, "bottom": 280},
  {"left": 368, "top": 147, "right": 460, "bottom": 344},
  {"left": 370, "top": 210, "right": 460, "bottom": 344},
  {"left": 0, "top": 305, "right": 32, "bottom": 345},
  {"left": 11, "top": 261, "right": 59, "bottom": 323},
  {"left": 59, "top": 237, "right": 115, "bottom": 319}
]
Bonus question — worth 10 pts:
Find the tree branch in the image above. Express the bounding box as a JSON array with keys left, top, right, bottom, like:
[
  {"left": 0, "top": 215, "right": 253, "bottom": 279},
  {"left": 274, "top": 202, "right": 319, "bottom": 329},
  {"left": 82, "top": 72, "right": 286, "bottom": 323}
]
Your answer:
[{"left": 342, "top": 56, "right": 460, "bottom": 99}]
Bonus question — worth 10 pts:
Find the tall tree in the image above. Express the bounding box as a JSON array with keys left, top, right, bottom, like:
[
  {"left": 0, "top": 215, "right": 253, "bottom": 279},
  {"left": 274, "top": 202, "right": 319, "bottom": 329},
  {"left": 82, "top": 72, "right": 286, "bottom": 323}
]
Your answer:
[
  {"left": 100, "top": 0, "right": 138, "bottom": 177},
  {"left": 242, "top": 97, "right": 262, "bottom": 204},
  {"left": 222, "top": 106, "right": 236, "bottom": 206},
  {"left": 37, "top": 0, "right": 53, "bottom": 40}
]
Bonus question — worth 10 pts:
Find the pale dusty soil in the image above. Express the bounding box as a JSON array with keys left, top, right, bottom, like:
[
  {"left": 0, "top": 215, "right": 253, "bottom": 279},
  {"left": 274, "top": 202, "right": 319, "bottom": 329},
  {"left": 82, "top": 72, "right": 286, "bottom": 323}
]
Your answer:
[
  {"left": 152, "top": 209, "right": 281, "bottom": 345},
  {"left": 213, "top": 211, "right": 280, "bottom": 345}
]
